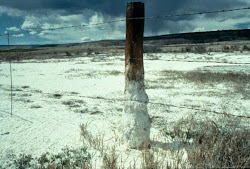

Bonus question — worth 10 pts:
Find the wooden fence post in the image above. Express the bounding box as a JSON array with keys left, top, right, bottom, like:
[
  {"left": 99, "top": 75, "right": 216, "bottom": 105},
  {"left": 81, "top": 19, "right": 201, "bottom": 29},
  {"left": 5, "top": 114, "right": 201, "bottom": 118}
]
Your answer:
[
  {"left": 125, "top": 2, "right": 144, "bottom": 83},
  {"left": 121, "top": 2, "right": 151, "bottom": 148}
]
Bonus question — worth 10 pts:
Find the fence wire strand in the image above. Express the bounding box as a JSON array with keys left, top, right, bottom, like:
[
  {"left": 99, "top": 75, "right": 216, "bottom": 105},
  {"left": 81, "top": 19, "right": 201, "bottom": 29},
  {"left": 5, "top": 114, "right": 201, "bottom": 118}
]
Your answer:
[
  {"left": 1, "top": 6, "right": 250, "bottom": 120},
  {"left": 0, "top": 6, "right": 249, "bottom": 169},
  {"left": 2, "top": 86, "right": 249, "bottom": 119},
  {"left": 129, "top": 58, "right": 250, "bottom": 65},
  {"left": 0, "top": 109, "right": 33, "bottom": 123},
  {"left": 0, "top": 6, "right": 249, "bottom": 37},
  {"left": 131, "top": 7, "right": 250, "bottom": 20},
  {"left": 77, "top": 95, "right": 250, "bottom": 119}
]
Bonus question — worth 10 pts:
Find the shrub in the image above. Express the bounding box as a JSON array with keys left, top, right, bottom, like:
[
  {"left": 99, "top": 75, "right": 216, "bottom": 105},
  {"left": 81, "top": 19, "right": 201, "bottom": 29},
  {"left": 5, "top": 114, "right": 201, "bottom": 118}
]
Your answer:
[
  {"left": 109, "top": 70, "right": 122, "bottom": 76},
  {"left": 146, "top": 53, "right": 161, "bottom": 60},
  {"left": 185, "top": 46, "right": 192, "bottom": 53},
  {"left": 164, "top": 70, "right": 250, "bottom": 85},
  {"left": 144, "top": 46, "right": 162, "bottom": 53},
  {"left": 87, "top": 48, "right": 93, "bottom": 55},
  {"left": 193, "top": 46, "right": 206, "bottom": 54},
  {"left": 230, "top": 45, "right": 240, "bottom": 51},
  {"left": 10, "top": 148, "right": 91, "bottom": 169},
  {"left": 243, "top": 45, "right": 250, "bottom": 51},
  {"left": 75, "top": 51, "right": 80, "bottom": 55},
  {"left": 223, "top": 46, "right": 230, "bottom": 52},
  {"left": 166, "top": 116, "right": 250, "bottom": 168},
  {"left": 102, "top": 147, "right": 118, "bottom": 169},
  {"left": 65, "top": 52, "right": 72, "bottom": 56},
  {"left": 14, "top": 154, "right": 33, "bottom": 169}
]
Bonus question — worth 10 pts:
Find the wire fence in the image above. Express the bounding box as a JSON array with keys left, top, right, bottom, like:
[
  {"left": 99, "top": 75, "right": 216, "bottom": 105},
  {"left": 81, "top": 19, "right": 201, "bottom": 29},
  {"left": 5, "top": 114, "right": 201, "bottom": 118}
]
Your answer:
[
  {"left": 129, "top": 57, "right": 250, "bottom": 64},
  {"left": 0, "top": 6, "right": 249, "bottom": 37},
  {"left": 0, "top": 6, "right": 250, "bottom": 123}
]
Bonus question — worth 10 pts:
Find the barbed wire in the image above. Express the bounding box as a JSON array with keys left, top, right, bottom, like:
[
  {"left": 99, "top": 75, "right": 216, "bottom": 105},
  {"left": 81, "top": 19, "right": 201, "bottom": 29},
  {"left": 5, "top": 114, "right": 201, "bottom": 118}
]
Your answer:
[
  {"left": 2, "top": 58, "right": 250, "bottom": 66},
  {"left": 1, "top": 6, "right": 250, "bottom": 121},
  {"left": 0, "top": 7, "right": 249, "bottom": 168},
  {"left": 0, "top": 109, "right": 33, "bottom": 123},
  {"left": 77, "top": 95, "right": 250, "bottom": 119},
  {"left": 0, "top": 19, "right": 126, "bottom": 37},
  {"left": 1, "top": 84, "right": 249, "bottom": 119},
  {"left": 129, "top": 58, "right": 250, "bottom": 65},
  {"left": 5, "top": 86, "right": 250, "bottom": 119},
  {"left": 0, "top": 6, "right": 249, "bottom": 37},
  {"left": 131, "top": 7, "right": 250, "bottom": 20}
]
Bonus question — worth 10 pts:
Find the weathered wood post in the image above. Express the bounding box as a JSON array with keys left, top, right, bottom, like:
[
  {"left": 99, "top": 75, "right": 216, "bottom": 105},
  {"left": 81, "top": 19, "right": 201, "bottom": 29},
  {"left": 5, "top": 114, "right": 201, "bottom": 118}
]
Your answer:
[{"left": 121, "top": 1, "right": 151, "bottom": 148}]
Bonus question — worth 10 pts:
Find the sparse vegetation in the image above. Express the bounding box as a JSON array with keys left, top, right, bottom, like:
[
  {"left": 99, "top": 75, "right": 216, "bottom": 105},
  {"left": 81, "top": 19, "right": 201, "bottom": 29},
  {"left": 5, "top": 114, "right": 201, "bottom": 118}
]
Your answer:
[
  {"left": 80, "top": 123, "right": 185, "bottom": 169},
  {"left": 184, "top": 46, "right": 191, "bottom": 52},
  {"left": 80, "top": 123, "right": 105, "bottom": 154},
  {"left": 102, "top": 147, "right": 118, "bottom": 169},
  {"left": 9, "top": 148, "right": 91, "bottom": 169},
  {"left": 145, "top": 53, "right": 161, "bottom": 60},
  {"left": 1, "top": 34, "right": 249, "bottom": 169},
  {"left": 52, "top": 93, "right": 63, "bottom": 99},
  {"left": 160, "top": 70, "right": 250, "bottom": 85},
  {"left": 62, "top": 99, "right": 85, "bottom": 108},
  {"left": 30, "top": 104, "right": 42, "bottom": 109},
  {"left": 14, "top": 154, "right": 33, "bottom": 169},
  {"left": 65, "top": 51, "right": 72, "bottom": 56},
  {"left": 193, "top": 45, "right": 206, "bottom": 54},
  {"left": 230, "top": 45, "right": 240, "bottom": 51},
  {"left": 165, "top": 116, "right": 250, "bottom": 168},
  {"left": 109, "top": 70, "right": 122, "bottom": 76},
  {"left": 87, "top": 48, "right": 93, "bottom": 55},
  {"left": 243, "top": 45, "right": 250, "bottom": 51},
  {"left": 144, "top": 46, "right": 162, "bottom": 53},
  {"left": 3, "top": 112, "right": 249, "bottom": 169}
]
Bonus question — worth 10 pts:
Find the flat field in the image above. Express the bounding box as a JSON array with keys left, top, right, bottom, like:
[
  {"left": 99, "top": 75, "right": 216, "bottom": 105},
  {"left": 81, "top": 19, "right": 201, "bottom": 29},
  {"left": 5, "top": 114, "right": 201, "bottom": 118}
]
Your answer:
[{"left": 0, "top": 51, "right": 249, "bottom": 168}]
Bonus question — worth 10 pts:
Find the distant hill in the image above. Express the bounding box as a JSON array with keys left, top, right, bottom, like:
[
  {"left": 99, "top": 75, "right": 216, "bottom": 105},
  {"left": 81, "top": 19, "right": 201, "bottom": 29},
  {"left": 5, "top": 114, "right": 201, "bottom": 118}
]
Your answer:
[
  {"left": 1, "top": 29, "right": 249, "bottom": 61},
  {"left": 144, "top": 29, "right": 250, "bottom": 45},
  {"left": 0, "top": 29, "right": 249, "bottom": 49},
  {"left": 78, "top": 29, "right": 250, "bottom": 47}
]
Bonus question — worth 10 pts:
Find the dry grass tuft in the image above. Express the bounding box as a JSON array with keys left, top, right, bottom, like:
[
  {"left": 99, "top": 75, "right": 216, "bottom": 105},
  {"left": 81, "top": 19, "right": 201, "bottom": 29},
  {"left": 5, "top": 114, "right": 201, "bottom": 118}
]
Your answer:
[
  {"left": 161, "top": 70, "right": 250, "bottom": 84},
  {"left": 102, "top": 147, "right": 118, "bottom": 169},
  {"left": 80, "top": 123, "right": 105, "bottom": 155},
  {"left": 165, "top": 116, "right": 250, "bottom": 168}
]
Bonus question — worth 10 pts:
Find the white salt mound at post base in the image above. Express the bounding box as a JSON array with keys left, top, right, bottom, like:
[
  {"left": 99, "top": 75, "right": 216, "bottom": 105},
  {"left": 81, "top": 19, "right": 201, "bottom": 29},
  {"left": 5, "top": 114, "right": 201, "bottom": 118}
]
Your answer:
[
  {"left": 121, "top": 81, "right": 151, "bottom": 148},
  {"left": 125, "top": 80, "right": 149, "bottom": 102}
]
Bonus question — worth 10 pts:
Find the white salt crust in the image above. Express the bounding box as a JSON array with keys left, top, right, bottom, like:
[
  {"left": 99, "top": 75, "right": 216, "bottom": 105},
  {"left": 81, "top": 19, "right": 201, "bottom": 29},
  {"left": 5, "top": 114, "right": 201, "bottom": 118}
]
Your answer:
[{"left": 121, "top": 80, "right": 151, "bottom": 148}]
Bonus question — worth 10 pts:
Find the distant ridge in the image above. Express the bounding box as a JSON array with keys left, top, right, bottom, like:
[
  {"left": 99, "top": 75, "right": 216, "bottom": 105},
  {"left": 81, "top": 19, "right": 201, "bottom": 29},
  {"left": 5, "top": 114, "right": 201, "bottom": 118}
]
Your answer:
[
  {"left": 79, "top": 29, "right": 250, "bottom": 47},
  {"left": 144, "top": 29, "right": 250, "bottom": 45},
  {"left": 0, "top": 29, "right": 249, "bottom": 48}
]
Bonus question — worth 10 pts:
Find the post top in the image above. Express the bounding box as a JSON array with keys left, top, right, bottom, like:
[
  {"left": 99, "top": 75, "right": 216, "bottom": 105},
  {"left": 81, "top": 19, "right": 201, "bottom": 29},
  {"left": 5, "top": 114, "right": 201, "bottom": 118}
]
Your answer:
[{"left": 127, "top": 1, "right": 144, "bottom": 6}]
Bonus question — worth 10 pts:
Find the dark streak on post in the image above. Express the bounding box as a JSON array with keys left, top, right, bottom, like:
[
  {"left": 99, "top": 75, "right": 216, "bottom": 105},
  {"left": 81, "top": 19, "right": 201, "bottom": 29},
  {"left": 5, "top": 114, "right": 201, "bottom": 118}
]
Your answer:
[{"left": 125, "top": 2, "right": 145, "bottom": 82}]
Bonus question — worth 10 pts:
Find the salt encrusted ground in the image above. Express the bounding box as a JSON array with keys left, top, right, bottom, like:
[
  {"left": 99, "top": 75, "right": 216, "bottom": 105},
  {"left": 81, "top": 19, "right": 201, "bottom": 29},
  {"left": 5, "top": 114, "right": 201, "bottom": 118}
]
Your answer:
[{"left": 0, "top": 52, "right": 249, "bottom": 168}]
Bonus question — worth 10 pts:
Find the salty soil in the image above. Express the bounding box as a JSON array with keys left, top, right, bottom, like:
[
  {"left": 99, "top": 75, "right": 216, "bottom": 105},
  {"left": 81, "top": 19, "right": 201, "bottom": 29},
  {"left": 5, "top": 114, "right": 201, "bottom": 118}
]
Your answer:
[{"left": 0, "top": 52, "right": 250, "bottom": 168}]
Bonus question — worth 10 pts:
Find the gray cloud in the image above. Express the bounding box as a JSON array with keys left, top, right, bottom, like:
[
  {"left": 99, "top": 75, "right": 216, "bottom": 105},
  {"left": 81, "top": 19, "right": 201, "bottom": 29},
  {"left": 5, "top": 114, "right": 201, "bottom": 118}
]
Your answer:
[
  {"left": 0, "top": 0, "right": 248, "bottom": 16},
  {"left": 6, "top": 26, "right": 20, "bottom": 31},
  {"left": 1, "top": 0, "right": 249, "bottom": 34},
  {"left": 1, "top": 0, "right": 249, "bottom": 44},
  {"left": 144, "top": 0, "right": 249, "bottom": 33},
  {"left": 0, "top": 0, "right": 130, "bottom": 16}
]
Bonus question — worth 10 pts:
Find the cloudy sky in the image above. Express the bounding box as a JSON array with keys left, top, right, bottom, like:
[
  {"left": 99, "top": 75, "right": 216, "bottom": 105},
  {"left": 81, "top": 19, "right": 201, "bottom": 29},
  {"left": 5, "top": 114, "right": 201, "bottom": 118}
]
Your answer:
[{"left": 0, "top": 0, "right": 250, "bottom": 45}]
